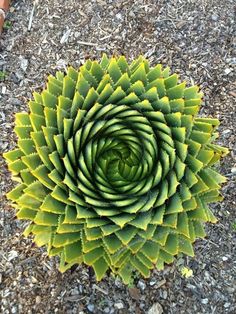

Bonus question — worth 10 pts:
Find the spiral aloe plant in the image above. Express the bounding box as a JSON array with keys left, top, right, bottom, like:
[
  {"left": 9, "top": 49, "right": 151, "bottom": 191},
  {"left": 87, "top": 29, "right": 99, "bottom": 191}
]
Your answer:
[{"left": 4, "top": 55, "right": 228, "bottom": 283}]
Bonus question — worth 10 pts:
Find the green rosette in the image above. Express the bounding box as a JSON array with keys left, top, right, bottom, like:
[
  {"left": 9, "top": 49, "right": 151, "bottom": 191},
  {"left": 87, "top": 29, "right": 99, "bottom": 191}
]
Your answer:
[{"left": 4, "top": 55, "right": 228, "bottom": 283}]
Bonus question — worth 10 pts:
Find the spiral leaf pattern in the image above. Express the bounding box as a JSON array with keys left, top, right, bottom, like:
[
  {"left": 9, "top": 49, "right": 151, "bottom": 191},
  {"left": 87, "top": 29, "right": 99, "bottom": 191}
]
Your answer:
[{"left": 4, "top": 55, "right": 228, "bottom": 283}]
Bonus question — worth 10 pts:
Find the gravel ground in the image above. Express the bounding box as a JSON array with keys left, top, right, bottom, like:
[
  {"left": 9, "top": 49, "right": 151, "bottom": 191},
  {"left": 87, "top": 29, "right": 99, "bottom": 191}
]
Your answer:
[{"left": 0, "top": 0, "right": 235, "bottom": 313}]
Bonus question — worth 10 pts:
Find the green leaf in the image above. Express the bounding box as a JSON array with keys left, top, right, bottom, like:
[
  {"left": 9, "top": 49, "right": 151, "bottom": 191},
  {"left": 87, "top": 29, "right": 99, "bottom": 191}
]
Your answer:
[
  {"left": 165, "top": 194, "right": 184, "bottom": 214},
  {"left": 192, "top": 221, "right": 206, "bottom": 238},
  {"left": 15, "top": 126, "right": 32, "bottom": 139},
  {"left": 103, "top": 234, "right": 123, "bottom": 253},
  {"left": 64, "top": 241, "right": 82, "bottom": 263},
  {"left": 83, "top": 247, "right": 104, "bottom": 265},
  {"left": 163, "top": 213, "right": 178, "bottom": 228},
  {"left": 115, "top": 226, "right": 137, "bottom": 245},
  {"left": 184, "top": 86, "right": 201, "bottom": 100},
  {"left": 82, "top": 87, "right": 99, "bottom": 110},
  {"left": 57, "top": 223, "right": 83, "bottom": 234},
  {"left": 62, "top": 76, "right": 76, "bottom": 99},
  {"left": 178, "top": 236, "right": 194, "bottom": 257},
  {"left": 163, "top": 234, "right": 178, "bottom": 255},
  {"left": 190, "top": 130, "right": 211, "bottom": 144},
  {"left": 152, "top": 226, "right": 170, "bottom": 246},
  {"left": 110, "top": 214, "right": 135, "bottom": 228},
  {"left": 119, "top": 263, "right": 133, "bottom": 285},
  {"left": 7, "top": 184, "right": 26, "bottom": 201},
  {"left": 147, "top": 64, "right": 162, "bottom": 81},
  {"left": 130, "top": 63, "right": 147, "bottom": 85},
  {"left": 31, "top": 131, "right": 47, "bottom": 147},
  {"left": 18, "top": 139, "right": 35, "bottom": 155},
  {"left": 59, "top": 252, "right": 77, "bottom": 272},
  {"left": 40, "top": 194, "right": 65, "bottom": 214},
  {"left": 30, "top": 114, "right": 46, "bottom": 132},
  {"left": 47, "top": 81, "right": 62, "bottom": 97},
  {"left": 42, "top": 90, "right": 57, "bottom": 108},
  {"left": 151, "top": 205, "right": 165, "bottom": 224},
  {"left": 34, "top": 211, "right": 59, "bottom": 226},
  {"left": 114, "top": 73, "right": 131, "bottom": 91},
  {"left": 44, "top": 107, "right": 57, "bottom": 128},
  {"left": 129, "top": 212, "right": 152, "bottom": 230},
  {"left": 35, "top": 232, "right": 51, "bottom": 247},
  {"left": 141, "top": 241, "right": 160, "bottom": 263},
  {"left": 93, "top": 257, "right": 109, "bottom": 281},
  {"left": 177, "top": 212, "right": 190, "bottom": 238},
  {"left": 167, "top": 82, "right": 185, "bottom": 100},
  {"left": 107, "top": 58, "right": 123, "bottom": 83},
  {"left": 137, "top": 252, "right": 153, "bottom": 269},
  {"left": 17, "top": 208, "right": 37, "bottom": 220},
  {"left": 15, "top": 112, "right": 31, "bottom": 126},
  {"left": 156, "top": 258, "right": 164, "bottom": 270},
  {"left": 24, "top": 181, "right": 47, "bottom": 201},
  {"left": 23, "top": 224, "right": 33, "bottom": 236},
  {"left": 18, "top": 194, "right": 41, "bottom": 210},
  {"left": 159, "top": 249, "right": 174, "bottom": 264},
  {"left": 64, "top": 205, "right": 80, "bottom": 224},
  {"left": 131, "top": 256, "right": 150, "bottom": 277},
  {"left": 183, "top": 197, "right": 197, "bottom": 211},
  {"left": 53, "top": 233, "right": 81, "bottom": 248},
  {"left": 85, "top": 227, "right": 103, "bottom": 240},
  {"left": 164, "top": 74, "right": 178, "bottom": 89},
  {"left": 3, "top": 149, "right": 24, "bottom": 162},
  {"left": 100, "top": 224, "right": 120, "bottom": 236}
]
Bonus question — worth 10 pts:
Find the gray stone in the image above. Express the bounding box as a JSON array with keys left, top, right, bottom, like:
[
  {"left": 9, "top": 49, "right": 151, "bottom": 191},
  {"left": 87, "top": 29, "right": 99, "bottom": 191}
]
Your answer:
[
  {"left": 137, "top": 280, "right": 146, "bottom": 291},
  {"left": 87, "top": 304, "right": 95, "bottom": 312},
  {"left": 148, "top": 302, "right": 163, "bottom": 314},
  {"left": 211, "top": 14, "right": 219, "bottom": 21},
  {"left": 114, "top": 302, "right": 124, "bottom": 310}
]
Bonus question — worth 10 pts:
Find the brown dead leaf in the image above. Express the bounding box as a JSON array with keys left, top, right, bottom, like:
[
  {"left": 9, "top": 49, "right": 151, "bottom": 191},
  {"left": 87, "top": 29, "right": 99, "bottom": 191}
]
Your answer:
[{"left": 129, "top": 287, "right": 141, "bottom": 301}]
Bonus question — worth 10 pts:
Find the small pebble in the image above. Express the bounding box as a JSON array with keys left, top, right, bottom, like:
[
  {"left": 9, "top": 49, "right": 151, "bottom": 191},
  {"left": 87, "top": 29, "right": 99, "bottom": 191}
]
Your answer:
[
  {"left": 137, "top": 280, "right": 146, "bottom": 291},
  {"left": 8, "top": 98, "right": 23, "bottom": 106},
  {"left": 60, "top": 29, "right": 71, "bottom": 44},
  {"left": 224, "top": 68, "right": 231, "bottom": 75},
  {"left": 35, "top": 296, "right": 41, "bottom": 304},
  {"left": 114, "top": 277, "right": 122, "bottom": 288},
  {"left": 162, "top": 290, "right": 168, "bottom": 300},
  {"left": 211, "top": 14, "right": 219, "bottom": 21},
  {"left": 114, "top": 302, "right": 124, "bottom": 310},
  {"left": 8, "top": 250, "right": 18, "bottom": 261},
  {"left": 222, "top": 129, "right": 231, "bottom": 136},
  {"left": 11, "top": 306, "right": 17, "bottom": 314},
  {"left": 19, "top": 57, "right": 29, "bottom": 72},
  {"left": 71, "top": 287, "right": 79, "bottom": 295},
  {"left": 231, "top": 167, "right": 236, "bottom": 174},
  {"left": 87, "top": 304, "right": 95, "bottom": 312},
  {"left": 2, "top": 86, "right": 6, "bottom": 94},
  {"left": 149, "top": 279, "right": 156, "bottom": 286},
  {"left": 224, "top": 302, "right": 230, "bottom": 308},
  {"left": 115, "top": 13, "right": 123, "bottom": 20},
  {"left": 31, "top": 276, "right": 38, "bottom": 283},
  {"left": 201, "top": 298, "right": 209, "bottom": 304},
  {"left": 148, "top": 302, "right": 163, "bottom": 314}
]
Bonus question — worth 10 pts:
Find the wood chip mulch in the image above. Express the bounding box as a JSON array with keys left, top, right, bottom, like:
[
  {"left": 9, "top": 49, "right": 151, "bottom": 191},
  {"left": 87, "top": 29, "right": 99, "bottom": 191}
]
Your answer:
[{"left": 0, "top": 1, "right": 235, "bottom": 313}]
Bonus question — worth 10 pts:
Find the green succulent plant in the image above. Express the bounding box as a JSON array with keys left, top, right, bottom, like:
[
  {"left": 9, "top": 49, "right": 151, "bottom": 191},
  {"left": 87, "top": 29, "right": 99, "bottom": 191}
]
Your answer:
[{"left": 4, "top": 55, "right": 228, "bottom": 283}]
